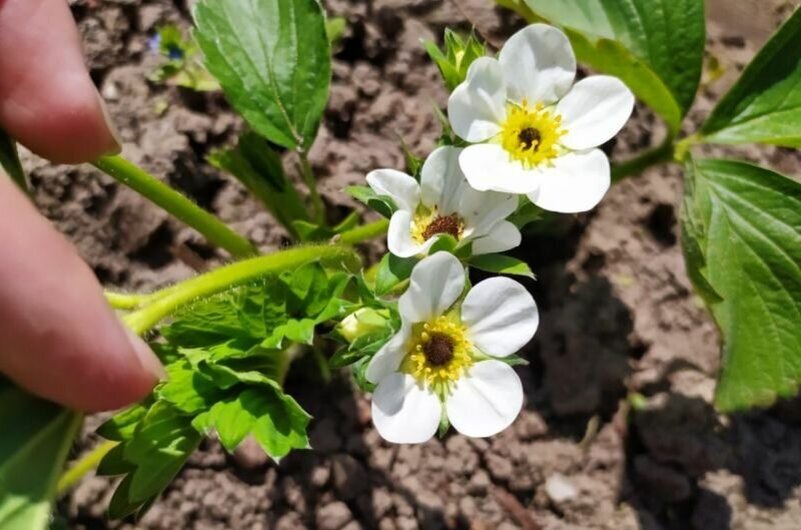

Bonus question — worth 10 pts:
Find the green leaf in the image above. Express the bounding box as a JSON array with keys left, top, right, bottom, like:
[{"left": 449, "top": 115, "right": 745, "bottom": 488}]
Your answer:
[
  {"left": 428, "top": 234, "right": 459, "bottom": 254},
  {"left": 0, "top": 379, "right": 81, "bottom": 530},
  {"left": 96, "top": 402, "right": 151, "bottom": 442},
  {"left": 95, "top": 444, "right": 133, "bottom": 477},
  {"left": 468, "top": 254, "right": 535, "bottom": 279},
  {"left": 158, "top": 361, "right": 228, "bottom": 414},
  {"left": 374, "top": 253, "right": 418, "bottom": 296},
  {"left": 162, "top": 290, "right": 267, "bottom": 347},
  {"left": 681, "top": 158, "right": 801, "bottom": 411},
  {"left": 0, "top": 129, "right": 27, "bottom": 192},
  {"left": 424, "top": 29, "right": 486, "bottom": 91},
  {"left": 293, "top": 212, "right": 359, "bottom": 242},
  {"left": 520, "top": 0, "right": 705, "bottom": 132},
  {"left": 193, "top": 386, "right": 310, "bottom": 459},
  {"left": 508, "top": 199, "right": 544, "bottom": 230},
  {"left": 208, "top": 132, "right": 310, "bottom": 236},
  {"left": 346, "top": 185, "right": 396, "bottom": 218},
  {"left": 701, "top": 7, "right": 801, "bottom": 146},
  {"left": 112, "top": 403, "right": 201, "bottom": 511},
  {"left": 193, "top": 0, "right": 331, "bottom": 151}
]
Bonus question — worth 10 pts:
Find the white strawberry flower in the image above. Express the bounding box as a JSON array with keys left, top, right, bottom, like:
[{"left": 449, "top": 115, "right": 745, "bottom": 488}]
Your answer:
[
  {"left": 367, "top": 252, "right": 539, "bottom": 443},
  {"left": 447, "top": 24, "right": 635, "bottom": 213},
  {"left": 366, "top": 146, "right": 521, "bottom": 258}
]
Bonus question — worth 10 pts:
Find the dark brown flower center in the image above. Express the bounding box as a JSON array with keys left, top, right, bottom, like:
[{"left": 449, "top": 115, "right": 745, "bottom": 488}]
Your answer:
[
  {"left": 422, "top": 213, "right": 462, "bottom": 241},
  {"left": 518, "top": 127, "right": 541, "bottom": 150},
  {"left": 422, "top": 333, "right": 455, "bottom": 366}
]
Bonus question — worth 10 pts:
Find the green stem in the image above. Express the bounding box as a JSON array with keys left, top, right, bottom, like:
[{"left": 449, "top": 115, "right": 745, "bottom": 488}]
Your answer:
[
  {"left": 123, "top": 244, "right": 358, "bottom": 335},
  {"left": 611, "top": 139, "right": 674, "bottom": 182},
  {"left": 673, "top": 133, "right": 703, "bottom": 163},
  {"left": 298, "top": 152, "right": 326, "bottom": 225},
  {"left": 93, "top": 155, "right": 257, "bottom": 259},
  {"left": 338, "top": 219, "right": 389, "bottom": 245},
  {"left": 105, "top": 291, "right": 153, "bottom": 310},
  {"left": 57, "top": 440, "right": 117, "bottom": 496}
]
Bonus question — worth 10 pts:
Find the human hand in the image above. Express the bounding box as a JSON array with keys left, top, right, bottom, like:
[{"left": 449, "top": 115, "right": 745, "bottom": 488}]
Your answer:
[{"left": 0, "top": 0, "right": 164, "bottom": 411}]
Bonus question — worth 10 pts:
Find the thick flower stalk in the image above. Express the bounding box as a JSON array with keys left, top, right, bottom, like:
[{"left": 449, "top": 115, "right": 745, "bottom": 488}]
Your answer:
[
  {"left": 366, "top": 252, "right": 539, "bottom": 443},
  {"left": 367, "top": 146, "right": 521, "bottom": 258},
  {"left": 447, "top": 24, "right": 634, "bottom": 213}
]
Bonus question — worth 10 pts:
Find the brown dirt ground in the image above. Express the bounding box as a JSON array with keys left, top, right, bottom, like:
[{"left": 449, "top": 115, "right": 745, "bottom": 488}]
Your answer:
[{"left": 33, "top": 0, "right": 801, "bottom": 528}]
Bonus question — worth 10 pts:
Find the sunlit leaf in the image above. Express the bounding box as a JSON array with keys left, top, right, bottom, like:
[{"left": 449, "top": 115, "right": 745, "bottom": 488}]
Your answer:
[{"left": 681, "top": 157, "right": 801, "bottom": 411}]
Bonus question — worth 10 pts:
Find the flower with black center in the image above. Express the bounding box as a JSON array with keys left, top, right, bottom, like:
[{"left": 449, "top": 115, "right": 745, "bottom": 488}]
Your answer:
[
  {"left": 447, "top": 24, "right": 635, "bottom": 213},
  {"left": 366, "top": 146, "right": 521, "bottom": 258},
  {"left": 366, "top": 252, "right": 539, "bottom": 443}
]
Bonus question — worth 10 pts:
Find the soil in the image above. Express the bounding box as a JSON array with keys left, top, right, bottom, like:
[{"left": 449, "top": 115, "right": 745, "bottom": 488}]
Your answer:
[{"left": 32, "top": 0, "right": 801, "bottom": 528}]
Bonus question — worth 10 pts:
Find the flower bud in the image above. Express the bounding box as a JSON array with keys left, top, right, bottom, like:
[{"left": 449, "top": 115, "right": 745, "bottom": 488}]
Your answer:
[{"left": 338, "top": 308, "right": 388, "bottom": 343}]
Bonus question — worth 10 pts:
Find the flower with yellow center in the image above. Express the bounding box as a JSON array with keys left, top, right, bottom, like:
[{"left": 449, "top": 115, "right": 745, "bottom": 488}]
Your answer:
[
  {"left": 499, "top": 100, "right": 565, "bottom": 168},
  {"left": 366, "top": 146, "right": 520, "bottom": 258},
  {"left": 366, "top": 252, "right": 539, "bottom": 444},
  {"left": 447, "top": 24, "right": 634, "bottom": 213}
]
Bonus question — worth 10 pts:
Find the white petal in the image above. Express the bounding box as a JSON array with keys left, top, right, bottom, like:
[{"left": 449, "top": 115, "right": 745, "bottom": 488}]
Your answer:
[
  {"left": 366, "top": 169, "right": 420, "bottom": 212},
  {"left": 446, "top": 360, "right": 523, "bottom": 438},
  {"left": 420, "top": 146, "right": 467, "bottom": 214},
  {"left": 398, "top": 252, "right": 465, "bottom": 323},
  {"left": 459, "top": 187, "right": 518, "bottom": 238},
  {"left": 366, "top": 325, "right": 411, "bottom": 384},
  {"left": 459, "top": 144, "right": 542, "bottom": 194},
  {"left": 462, "top": 277, "right": 538, "bottom": 357},
  {"left": 557, "top": 76, "right": 635, "bottom": 150},
  {"left": 527, "top": 149, "right": 610, "bottom": 213},
  {"left": 470, "top": 221, "right": 522, "bottom": 255},
  {"left": 372, "top": 373, "right": 442, "bottom": 444},
  {"left": 499, "top": 24, "right": 576, "bottom": 105},
  {"left": 387, "top": 210, "right": 434, "bottom": 258},
  {"left": 447, "top": 57, "right": 507, "bottom": 142}
]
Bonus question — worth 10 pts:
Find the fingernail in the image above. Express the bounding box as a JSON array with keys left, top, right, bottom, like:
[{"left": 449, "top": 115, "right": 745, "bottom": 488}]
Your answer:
[
  {"left": 126, "top": 328, "right": 167, "bottom": 381},
  {"left": 97, "top": 94, "right": 123, "bottom": 155}
]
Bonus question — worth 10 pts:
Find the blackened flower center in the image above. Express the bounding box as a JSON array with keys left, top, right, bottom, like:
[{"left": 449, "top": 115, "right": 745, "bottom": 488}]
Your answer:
[
  {"left": 422, "top": 333, "right": 455, "bottom": 366},
  {"left": 518, "top": 127, "right": 541, "bottom": 150}
]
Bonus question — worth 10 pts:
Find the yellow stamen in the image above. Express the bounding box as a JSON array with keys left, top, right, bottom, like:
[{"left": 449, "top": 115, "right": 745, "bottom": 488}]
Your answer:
[{"left": 498, "top": 99, "right": 565, "bottom": 168}]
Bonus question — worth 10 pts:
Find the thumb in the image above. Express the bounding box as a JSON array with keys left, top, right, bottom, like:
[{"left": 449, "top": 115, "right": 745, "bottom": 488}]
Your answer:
[{"left": 0, "top": 173, "right": 164, "bottom": 411}]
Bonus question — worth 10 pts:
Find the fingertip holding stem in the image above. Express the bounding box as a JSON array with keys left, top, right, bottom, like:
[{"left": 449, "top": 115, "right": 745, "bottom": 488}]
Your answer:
[{"left": 125, "top": 327, "right": 167, "bottom": 382}]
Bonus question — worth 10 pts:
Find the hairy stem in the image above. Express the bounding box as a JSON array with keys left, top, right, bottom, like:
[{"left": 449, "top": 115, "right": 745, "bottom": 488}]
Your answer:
[
  {"left": 298, "top": 152, "right": 326, "bottom": 225},
  {"left": 123, "top": 244, "right": 358, "bottom": 335},
  {"left": 337, "top": 219, "right": 389, "bottom": 245},
  {"left": 611, "top": 138, "right": 674, "bottom": 182},
  {"left": 93, "top": 155, "right": 257, "bottom": 259},
  {"left": 57, "top": 439, "right": 117, "bottom": 496},
  {"left": 105, "top": 291, "right": 155, "bottom": 310}
]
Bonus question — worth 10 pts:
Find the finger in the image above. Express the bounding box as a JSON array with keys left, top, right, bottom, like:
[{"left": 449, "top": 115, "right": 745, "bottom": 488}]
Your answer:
[
  {"left": 0, "top": 173, "right": 164, "bottom": 411},
  {"left": 0, "top": 0, "right": 120, "bottom": 164}
]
